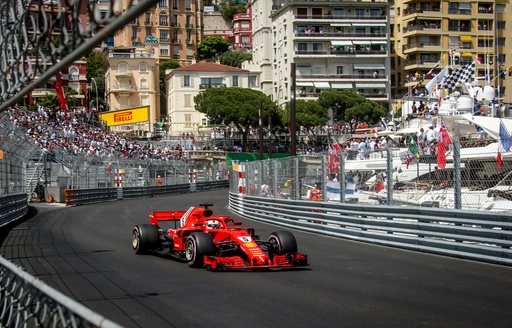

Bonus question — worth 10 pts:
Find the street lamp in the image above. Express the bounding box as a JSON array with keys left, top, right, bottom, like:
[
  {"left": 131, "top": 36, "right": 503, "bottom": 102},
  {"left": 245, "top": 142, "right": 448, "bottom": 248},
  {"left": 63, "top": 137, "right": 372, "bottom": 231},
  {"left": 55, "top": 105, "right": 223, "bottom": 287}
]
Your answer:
[{"left": 90, "top": 77, "right": 99, "bottom": 111}]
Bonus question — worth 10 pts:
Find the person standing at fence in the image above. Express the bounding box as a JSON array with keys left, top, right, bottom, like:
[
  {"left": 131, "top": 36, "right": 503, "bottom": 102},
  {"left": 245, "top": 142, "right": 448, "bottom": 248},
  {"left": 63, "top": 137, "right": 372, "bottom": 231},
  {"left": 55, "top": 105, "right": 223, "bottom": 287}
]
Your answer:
[{"left": 156, "top": 175, "right": 162, "bottom": 186}]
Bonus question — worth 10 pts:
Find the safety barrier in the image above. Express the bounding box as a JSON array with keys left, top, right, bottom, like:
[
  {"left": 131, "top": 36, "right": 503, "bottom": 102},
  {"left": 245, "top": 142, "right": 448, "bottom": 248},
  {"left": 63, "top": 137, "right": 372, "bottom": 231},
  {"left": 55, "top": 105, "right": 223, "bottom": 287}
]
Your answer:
[
  {"left": 229, "top": 193, "right": 512, "bottom": 266},
  {"left": 0, "top": 256, "right": 122, "bottom": 327},
  {"left": 0, "top": 194, "right": 28, "bottom": 227},
  {"left": 64, "top": 180, "right": 229, "bottom": 206}
]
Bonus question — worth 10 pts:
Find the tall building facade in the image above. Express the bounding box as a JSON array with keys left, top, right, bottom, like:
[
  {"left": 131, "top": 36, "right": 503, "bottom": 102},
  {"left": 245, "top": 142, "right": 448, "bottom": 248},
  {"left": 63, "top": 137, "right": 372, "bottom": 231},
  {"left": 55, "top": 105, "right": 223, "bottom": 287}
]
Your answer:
[
  {"left": 251, "top": 0, "right": 391, "bottom": 107},
  {"left": 113, "top": 0, "right": 203, "bottom": 65},
  {"left": 105, "top": 46, "right": 160, "bottom": 133},
  {"left": 392, "top": 0, "right": 511, "bottom": 104},
  {"left": 233, "top": 5, "right": 253, "bottom": 49}
]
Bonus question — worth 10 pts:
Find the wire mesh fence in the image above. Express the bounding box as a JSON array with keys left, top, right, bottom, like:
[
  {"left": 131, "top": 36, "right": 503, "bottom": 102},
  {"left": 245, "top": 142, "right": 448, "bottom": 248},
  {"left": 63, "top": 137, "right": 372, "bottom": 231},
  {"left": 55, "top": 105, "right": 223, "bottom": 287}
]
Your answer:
[
  {"left": 0, "top": 0, "right": 160, "bottom": 111},
  {"left": 232, "top": 141, "right": 512, "bottom": 213}
]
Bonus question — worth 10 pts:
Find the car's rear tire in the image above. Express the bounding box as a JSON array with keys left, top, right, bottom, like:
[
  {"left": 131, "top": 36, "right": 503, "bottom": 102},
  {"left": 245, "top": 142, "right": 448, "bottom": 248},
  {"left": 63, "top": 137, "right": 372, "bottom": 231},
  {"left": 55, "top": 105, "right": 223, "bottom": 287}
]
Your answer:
[
  {"left": 132, "top": 224, "right": 159, "bottom": 254},
  {"left": 185, "top": 232, "right": 215, "bottom": 267},
  {"left": 267, "top": 230, "right": 298, "bottom": 258}
]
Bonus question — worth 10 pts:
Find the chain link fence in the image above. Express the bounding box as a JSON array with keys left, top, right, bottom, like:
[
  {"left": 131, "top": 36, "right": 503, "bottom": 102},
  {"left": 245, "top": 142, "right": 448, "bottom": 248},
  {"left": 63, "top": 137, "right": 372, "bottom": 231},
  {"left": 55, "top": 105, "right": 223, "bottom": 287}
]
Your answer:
[{"left": 232, "top": 141, "right": 512, "bottom": 212}]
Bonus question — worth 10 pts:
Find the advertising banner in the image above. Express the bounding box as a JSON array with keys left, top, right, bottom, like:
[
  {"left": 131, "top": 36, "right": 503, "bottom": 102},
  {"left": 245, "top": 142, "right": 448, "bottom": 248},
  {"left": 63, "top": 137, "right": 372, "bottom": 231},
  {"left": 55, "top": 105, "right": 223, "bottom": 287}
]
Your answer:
[{"left": 99, "top": 106, "right": 149, "bottom": 126}]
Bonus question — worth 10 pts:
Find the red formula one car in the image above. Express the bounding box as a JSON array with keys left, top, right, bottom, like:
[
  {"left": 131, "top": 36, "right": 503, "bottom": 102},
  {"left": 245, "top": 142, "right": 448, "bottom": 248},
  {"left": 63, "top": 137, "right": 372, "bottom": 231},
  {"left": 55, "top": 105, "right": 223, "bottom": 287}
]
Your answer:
[{"left": 131, "top": 204, "right": 308, "bottom": 270}]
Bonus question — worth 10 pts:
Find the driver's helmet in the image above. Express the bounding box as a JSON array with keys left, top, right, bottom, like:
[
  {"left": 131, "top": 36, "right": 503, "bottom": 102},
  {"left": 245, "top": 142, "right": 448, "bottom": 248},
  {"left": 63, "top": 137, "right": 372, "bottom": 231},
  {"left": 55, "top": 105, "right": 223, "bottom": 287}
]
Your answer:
[{"left": 206, "top": 219, "right": 221, "bottom": 229}]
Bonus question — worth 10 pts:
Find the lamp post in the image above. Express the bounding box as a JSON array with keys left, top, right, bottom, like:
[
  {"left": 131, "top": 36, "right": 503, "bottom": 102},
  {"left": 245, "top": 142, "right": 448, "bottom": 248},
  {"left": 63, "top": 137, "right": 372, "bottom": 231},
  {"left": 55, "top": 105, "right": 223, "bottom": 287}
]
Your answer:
[{"left": 90, "top": 77, "right": 99, "bottom": 111}]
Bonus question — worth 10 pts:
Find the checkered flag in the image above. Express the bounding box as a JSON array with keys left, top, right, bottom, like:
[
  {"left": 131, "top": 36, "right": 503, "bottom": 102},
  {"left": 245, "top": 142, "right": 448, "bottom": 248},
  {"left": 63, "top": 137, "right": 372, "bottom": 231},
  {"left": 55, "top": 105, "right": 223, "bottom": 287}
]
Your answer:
[{"left": 442, "top": 61, "right": 476, "bottom": 92}]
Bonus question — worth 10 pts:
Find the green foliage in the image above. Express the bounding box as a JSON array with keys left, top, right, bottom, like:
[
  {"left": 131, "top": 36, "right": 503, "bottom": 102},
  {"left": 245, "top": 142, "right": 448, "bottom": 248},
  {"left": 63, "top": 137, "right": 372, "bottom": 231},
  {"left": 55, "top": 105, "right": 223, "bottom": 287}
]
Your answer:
[
  {"left": 197, "top": 36, "right": 230, "bottom": 61},
  {"left": 63, "top": 86, "right": 79, "bottom": 108},
  {"left": 317, "top": 91, "right": 366, "bottom": 120},
  {"left": 194, "top": 87, "right": 281, "bottom": 150},
  {"left": 219, "top": 0, "right": 247, "bottom": 21},
  {"left": 37, "top": 94, "right": 59, "bottom": 109},
  {"left": 219, "top": 50, "right": 252, "bottom": 68},
  {"left": 282, "top": 100, "right": 328, "bottom": 134},
  {"left": 344, "top": 100, "right": 387, "bottom": 126},
  {"left": 86, "top": 50, "right": 107, "bottom": 109}
]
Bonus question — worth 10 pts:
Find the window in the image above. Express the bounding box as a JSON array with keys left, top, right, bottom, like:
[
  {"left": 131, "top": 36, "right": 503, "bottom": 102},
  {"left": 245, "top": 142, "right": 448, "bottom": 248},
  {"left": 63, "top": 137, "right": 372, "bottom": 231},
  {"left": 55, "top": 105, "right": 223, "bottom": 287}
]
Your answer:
[
  {"left": 160, "top": 46, "right": 169, "bottom": 56},
  {"left": 496, "top": 4, "right": 505, "bottom": 13},
  {"left": 184, "top": 75, "right": 190, "bottom": 87},
  {"left": 332, "top": 8, "right": 344, "bottom": 17},
  {"left": 336, "top": 66, "right": 343, "bottom": 75},
  {"left": 140, "top": 95, "right": 149, "bottom": 106},
  {"left": 186, "top": 15, "right": 192, "bottom": 28},
  {"left": 131, "top": 27, "right": 138, "bottom": 41},
  {"left": 241, "top": 36, "right": 250, "bottom": 45},
  {"left": 497, "top": 21, "right": 506, "bottom": 29},
  {"left": 185, "top": 114, "right": 192, "bottom": 128},
  {"left": 187, "top": 31, "right": 192, "bottom": 43},
  {"left": 185, "top": 0, "right": 191, "bottom": 10},
  {"left": 200, "top": 78, "right": 224, "bottom": 88},
  {"left": 184, "top": 94, "right": 191, "bottom": 107},
  {"left": 139, "top": 63, "right": 148, "bottom": 72},
  {"left": 296, "top": 8, "right": 307, "bottom": 18},
  {"left": 497, "top": 38, "right": 506, "bottom": 46},
  {"left": 297, "top": 43, "right": 307, "bottom": 53},
  {"left": 118, "top": 62, "right": 129, "bottom": 73},
  {"left": 145, "top": 12, "right": 151, "bottom": 25},
  {"left": 232, "top": 75, "right": 238, "bottom": 87},
  {"left": 172, "top": 0, "right": 178, "bottom": 9},
  {"left": 159, "top": 15, "right": 168, "bottom": 26},
  {"left": 249, "top": 76, "right": 257, "bottom": 87},
  {"left": 140, "top": 78, "right": 148, "bottom": 89},
  {"left": 160, "top": 29, "right": 169, "bottom": 42},
  {"left": 159, "top": 0, "right": 167, "bottom": 8},
  {"left": 68, "top": 67, "right": 79, "bottom": 80},
  {"left": 172, "top": 15, "right": 178, "bottom": 27},
  {"left": 241, "top": 21, "right": 250, "bottom": 30},
  {"left": 355, "top": 9, "right": 365, "bottom": 17}
]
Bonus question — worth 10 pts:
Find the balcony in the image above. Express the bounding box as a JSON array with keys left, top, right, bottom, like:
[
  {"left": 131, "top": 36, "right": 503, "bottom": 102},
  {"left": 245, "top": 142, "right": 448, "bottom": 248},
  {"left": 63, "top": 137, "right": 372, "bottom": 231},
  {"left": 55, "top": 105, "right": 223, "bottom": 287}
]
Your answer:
[
  {"left": 295, "top": 31, "right": 387, "bottom": 38},
  {"left": 404, "top": 59, "right": 441, "bottom": 70},
  {"left": 110, "top": 84, "right": 137, "bottom": 93},
  {"left": 294, "top": 14, "right": 386, "bottom": 21},
  {"left": 297, "top": 74, "right": 388, "bottom": 80},
  {"left": 448, "top": 9, "right": 471, "bottom": 15},
  {"left": 296, "top": 49, "right": 387, "bottom": 56},
  {"left": 199, "top": 84, "right": 226, "bottom": 89},
  {"left": 403, "top": 41, "right": 442, "bottom": 53},
  {"left": 31, "top": 88, "right": 55, "bottom": 97},
  {"left": 403, "top": 23, "right": 441, "bottom": 33},
  {"left": 403, "top": 7, "right": 441, "bottom": 17}
]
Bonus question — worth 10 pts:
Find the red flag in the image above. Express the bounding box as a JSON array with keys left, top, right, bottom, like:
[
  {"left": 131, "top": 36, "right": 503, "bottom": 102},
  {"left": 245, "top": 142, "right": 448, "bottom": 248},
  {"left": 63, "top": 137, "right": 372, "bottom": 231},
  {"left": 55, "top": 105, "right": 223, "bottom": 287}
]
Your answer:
[
  {"left": 497, "top": 150, "right": 503, "bottom": 169},
  {"left": 375, "top": 180, "right": 385, "bottom": 193},
  {"left": 437, "top": 142, "right": 446, "bottom": 169},
  {"left": 328, "top": 142, "right": 341, "bottom": 174},
  {"left": 55, "top": 72, "right": 68, "bottom": 111}
]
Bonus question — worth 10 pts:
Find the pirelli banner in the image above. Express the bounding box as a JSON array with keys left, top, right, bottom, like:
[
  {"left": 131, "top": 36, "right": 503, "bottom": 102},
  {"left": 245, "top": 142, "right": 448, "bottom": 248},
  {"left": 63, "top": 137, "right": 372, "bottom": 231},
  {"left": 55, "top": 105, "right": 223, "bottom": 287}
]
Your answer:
[{"left": 99, "top": 106, "right": 150, "bottom": 126}]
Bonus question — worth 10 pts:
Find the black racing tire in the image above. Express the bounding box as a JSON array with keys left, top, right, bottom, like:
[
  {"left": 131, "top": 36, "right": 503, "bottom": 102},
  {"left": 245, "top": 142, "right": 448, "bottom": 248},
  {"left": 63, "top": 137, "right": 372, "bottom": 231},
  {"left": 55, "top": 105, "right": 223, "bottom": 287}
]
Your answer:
[
  {"left": 267, "top": 231, "right": 298, "bottom": 257},
  {"left": 185, "top": 232, "right": 215, "bottom": 267},
  {"left": 132, "top": 224, "right": 160, "bottom": 254}
]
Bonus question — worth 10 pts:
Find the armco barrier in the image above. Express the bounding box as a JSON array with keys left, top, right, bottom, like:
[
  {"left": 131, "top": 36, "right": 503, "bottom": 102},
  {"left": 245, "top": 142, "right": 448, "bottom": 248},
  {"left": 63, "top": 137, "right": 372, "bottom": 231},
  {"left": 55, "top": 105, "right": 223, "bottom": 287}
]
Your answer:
[
  {"left": 0, "top": 256, "right": 122, "bottom": 327},
  {"left": 64, "top": 180, "right": 229, "bottom": 206},
  {"left": 0, "top": 193, "right": 28, "bottom": 227},
  {"left": 229, "top": 193, "right": 512, "bottom": 266}
]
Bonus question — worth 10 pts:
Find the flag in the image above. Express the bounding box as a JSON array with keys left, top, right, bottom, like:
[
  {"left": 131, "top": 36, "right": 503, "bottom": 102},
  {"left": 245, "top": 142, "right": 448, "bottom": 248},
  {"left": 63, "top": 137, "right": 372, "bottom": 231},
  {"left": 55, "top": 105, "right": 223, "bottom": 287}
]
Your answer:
[
  {"left": 375, "top": 179, "right": 385, "bottom": 193},
  {"left": 442, "top": 61, "right": 476, "bottom": 92},
  {"left": 438, "top": 118, "right": 452, "bottom": 147},
  {"left": 499, "top": 119, "right": 512, "bottom": 152},
  {"left": 497, "top": 149, "right": 503, "bottom": 170},
  {"left": 328, "top": 142, "right": 341, "bottom": 174},
  {"left": 55, "top": 72, "right": 68, "bottom": 111},
  {"left": 425, "top": 67, "right": 448, "bottom": 97},
  {"left": 437, "top": 142, "right": 447, "bottom": 169},
  {"left": 406, "top": 135, "right": 420, "bottom": 157}
]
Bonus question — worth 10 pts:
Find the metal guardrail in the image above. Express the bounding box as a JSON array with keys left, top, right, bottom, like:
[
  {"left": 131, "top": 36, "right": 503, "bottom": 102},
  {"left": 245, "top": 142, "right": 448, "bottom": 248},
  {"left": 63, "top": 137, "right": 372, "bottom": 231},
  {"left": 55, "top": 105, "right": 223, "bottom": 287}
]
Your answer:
[
  {"left": 0, "top": 256, "right": 122, "bottom": 328},
  {"left": 65, "top": 181, "right": 229, "bottom": 206},
  {"left": 0, "top": 194, "right": 28, "bottom": 227},
  {"left": 229, "top": 193, "right": 512, "bottom": 266}
]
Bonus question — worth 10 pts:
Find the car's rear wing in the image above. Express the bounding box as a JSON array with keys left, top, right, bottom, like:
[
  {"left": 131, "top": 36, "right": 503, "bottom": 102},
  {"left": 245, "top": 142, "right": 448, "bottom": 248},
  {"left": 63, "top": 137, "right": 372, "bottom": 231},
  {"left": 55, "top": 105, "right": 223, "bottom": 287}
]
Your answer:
[{"left": 150, "top": 211, "right": 186, "bottom": 225}]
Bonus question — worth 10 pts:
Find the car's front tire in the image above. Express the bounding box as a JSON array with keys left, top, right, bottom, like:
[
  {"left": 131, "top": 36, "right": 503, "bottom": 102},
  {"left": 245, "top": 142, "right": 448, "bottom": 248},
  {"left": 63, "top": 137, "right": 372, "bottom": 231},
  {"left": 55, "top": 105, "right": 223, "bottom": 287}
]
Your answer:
[
  {"left": 185, "top": 232, "right": 215, "bottom": 267},
  {"left": 132, "top": 224, "right": 159, "bottom": 254},
  {"left": 267, "top": 230, "right": 298, "bottom": 258}
]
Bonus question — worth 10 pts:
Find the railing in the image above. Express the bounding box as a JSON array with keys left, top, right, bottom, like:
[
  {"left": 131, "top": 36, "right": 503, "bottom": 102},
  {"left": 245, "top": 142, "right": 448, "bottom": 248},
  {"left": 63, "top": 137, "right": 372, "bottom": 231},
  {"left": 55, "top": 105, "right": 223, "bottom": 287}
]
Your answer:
[
  {"left": 0, "top": 194, "right": 28, "bottom": 227},
  {"left": 0, "top": 256, "right": 122, "bottom": 327},
  {"left": 296, "top": 49, "right": 387, "bottom": 56},
  {"left": 229, "top": 193, "right": 512, "bottom": 266},
  {"left": 298, "top": 74, "right": 387, "bottom": 79},
  {"left": 403, "top": 42, "right": 441, "bottom": 50},
  {"left": 403, "top": 7, "right": 441, "bottom": 16},
  {"left": 64, "top": 181, "right": 229, "bottom": 206},
  {"left": 294, "top": 15, "right": 386, "bottom": 20},
  {"left": 295, "top": 32, "right": 387, "bottom": 38},
  {"left": 403, "top": 24, "right": 441, "bottom": 32}
]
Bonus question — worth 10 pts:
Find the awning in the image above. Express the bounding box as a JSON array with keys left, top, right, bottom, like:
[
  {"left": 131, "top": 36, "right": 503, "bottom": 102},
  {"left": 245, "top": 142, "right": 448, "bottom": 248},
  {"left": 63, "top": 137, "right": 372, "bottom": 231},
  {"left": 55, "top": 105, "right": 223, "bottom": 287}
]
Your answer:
[
  {"left": 462, "top": 52, "right": 473, "bottom": 57},
  {"left": 352, "top": 23, "right": 385, "bottom": 27},
  {"left": 296, "top": 81, "right": 314, "bottom": 87},
  {"left": 352, "top": 41, "right": 372, "bottom": 45},
  {"left": 458, "top": 3, "right": 471, "bottom": 10},
  {"left": 460, "top": 35, "right": 472, "bottom": 42},
  {"left": 371, "top": 40, "right": 387, "bottom": 45},
  {"left": 354, "top": 63, "right": 386, "bottom": 70},
  {"left": 331, "top": 83, "right": 353, "bottom": 89},
  {"left": 314, "top": 82, "right": 331, "bottom": 89},
  {"left": 356, "top": 83, "right": 386, "bottom": 89},
  {"left": 331, "top": 23, "right": 352, "bottom": 27},
  {"left": 331, "top": 40, "right": 353, "bottom": 46}
]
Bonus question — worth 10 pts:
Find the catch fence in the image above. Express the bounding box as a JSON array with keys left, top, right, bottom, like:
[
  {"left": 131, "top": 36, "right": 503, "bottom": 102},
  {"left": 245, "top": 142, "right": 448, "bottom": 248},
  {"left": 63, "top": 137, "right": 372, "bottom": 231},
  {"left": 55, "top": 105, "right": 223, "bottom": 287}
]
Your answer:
[{"left": 231, "top": 141, "right": 512, "bottom": 213}]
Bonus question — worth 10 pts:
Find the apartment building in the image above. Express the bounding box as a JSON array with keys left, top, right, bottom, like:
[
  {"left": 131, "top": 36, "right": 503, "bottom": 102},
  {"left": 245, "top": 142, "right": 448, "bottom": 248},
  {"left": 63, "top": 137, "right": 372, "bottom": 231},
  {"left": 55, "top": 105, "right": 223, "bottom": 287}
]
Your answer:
[
  {"left": 233, "top": 5, "right": 253, "bottom": 49},
  {"left": 251, "top": 0, "right": 391, "bottom": 107},
  {"left": 113, "top": 0, "right": 202, "bottom": 65},
  {"left": 392, "top": 0, "right": 511, "bottom": 104},
  {"left": 105, "top": 46, "right": 160, "bottom": 133},
  {"left": 165, "top": 62, "right": 260, "bottom": 135}
]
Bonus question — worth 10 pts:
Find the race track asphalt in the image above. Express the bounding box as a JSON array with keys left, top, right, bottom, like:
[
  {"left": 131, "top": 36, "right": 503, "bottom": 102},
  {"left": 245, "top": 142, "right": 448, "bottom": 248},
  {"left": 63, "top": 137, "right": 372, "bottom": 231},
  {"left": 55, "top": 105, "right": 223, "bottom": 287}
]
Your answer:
[{"left": 1, "top": 189, "right": 512, "bottom": 328}]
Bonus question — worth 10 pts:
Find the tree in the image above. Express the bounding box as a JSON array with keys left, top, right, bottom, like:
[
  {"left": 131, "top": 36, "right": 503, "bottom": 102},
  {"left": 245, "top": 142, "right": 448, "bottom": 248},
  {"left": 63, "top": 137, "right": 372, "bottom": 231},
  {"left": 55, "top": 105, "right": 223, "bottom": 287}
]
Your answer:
[
  {"left": 159, "top": 60, "right": 181, "bottom": 117},
  {"left": 86, "top": 50, "right": 108, "bottom": 109},
  {"left": 219, "top": 50, "right": 252, "bottom": 68},
  {"left": 194, "top": 88, "right": 280, "bottom": 151},
  {"left": 37, "top": 94, "right": 59, "bottom": 109},
  {"left": 344, "top": 100, "right": 388, "bottom": 130},
  {"left": 197, "top": 36, "right": 230, "bottom": 61},
  {"left": 317, "top": 91, "right": 367, "bottom": 121},
  {"left": 219, "top": 0, "right": 246, "bottom": 21},
  {"left": 282, "top": 100, "right": 328, "bottom": 137}
]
